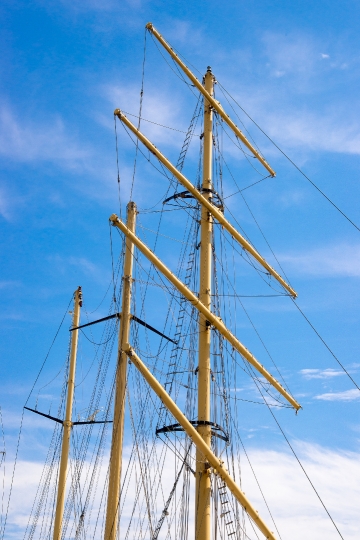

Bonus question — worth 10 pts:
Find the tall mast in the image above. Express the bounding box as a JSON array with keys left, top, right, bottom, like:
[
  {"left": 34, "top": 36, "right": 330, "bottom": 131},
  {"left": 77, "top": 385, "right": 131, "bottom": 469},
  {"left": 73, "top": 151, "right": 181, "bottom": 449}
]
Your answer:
[
  {"left": 196, "top": 67, "right": 214, "bottom": 540},
  {"left": 104, "top": 201, "right": 137, "bottom": 540},
  {"left": 53, "top": 286, "right": 82, "bottom": 540}
]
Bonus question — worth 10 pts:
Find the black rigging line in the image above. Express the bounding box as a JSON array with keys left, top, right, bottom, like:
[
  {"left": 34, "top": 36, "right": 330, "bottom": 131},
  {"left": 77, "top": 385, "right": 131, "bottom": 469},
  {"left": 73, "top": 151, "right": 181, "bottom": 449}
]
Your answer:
[
  {"left": 109, "top": 222, "right": 117, "bottom": 305},
  {"left": 0, "top": 410, "right": 24, "bottom": 540},
  {"left": 217, "top": 80, "right": 360, "bottom": 234},
  {"left": 130, "top": 28, "right": 147, "bottom": 201},
  {"left": 216, "top": 132, "right": 293, "bottom": 289},
  {"left": 80, "top": 326, "right": 117, "bottom": 346},
  {"left": 226, "top": 407, "right": 283, "bottom": 540},
  {"left": 148, "top": 33, "right": 198, "bottom": 98},
  {"left": 214, "top": 293, "right": 289, "bottom": 297},
  {"left": 218, "top": 118, "right": 265, "bottom": 177},
  {"left": 246, "top": 362, "right": 346, "bottom": 540},
  {"left": 24, "top": 293, "right": 73, "bottom": 407},
  {"left": 114, "top": 114, "right": 122, "bottom": 220},
  {"left": 292, "top": 299, "right": 360, "bottom": 392},
  {"left": 120, "top": 110, "right": 200, "bottom": 135},
  {"left": 223, "top": 176, "right": 272, "bottom": 199}
]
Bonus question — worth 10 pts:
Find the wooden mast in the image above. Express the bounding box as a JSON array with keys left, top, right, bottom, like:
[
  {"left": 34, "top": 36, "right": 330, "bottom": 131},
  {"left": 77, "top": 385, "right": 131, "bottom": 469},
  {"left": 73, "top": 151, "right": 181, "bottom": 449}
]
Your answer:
[
  {"left": 109, "top": 22, "right": 301, "bottom": 540},
  {"left": 104, "top": 201, "right": 137, "bottom": 540},
  {"left": 53, "top": 286, "right": 82, "bottom": 540},
  {"left": 195, "top": 66, "right": 214, "bottom": 540}
]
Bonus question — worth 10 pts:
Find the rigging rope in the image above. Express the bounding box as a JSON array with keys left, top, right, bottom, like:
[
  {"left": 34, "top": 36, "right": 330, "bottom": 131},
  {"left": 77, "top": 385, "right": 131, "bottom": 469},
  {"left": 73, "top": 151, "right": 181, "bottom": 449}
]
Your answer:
[
  {"left": 292, "top": 300, "right": 360, "bottom": 392},
  {"left": 130, "top": 28, "right": 147, "bottom": 201},
  {"left": 217, "top": 80, "right": 360, "bottom": 235},
  {"left": 244, "top": 361, "right": 346, "bottom": 540},
  {"left": 24, "top": 294, "right": 73, "bottom": 407},
  {"left": 114, "top": 114, "right": 122, "bottom": 220}
]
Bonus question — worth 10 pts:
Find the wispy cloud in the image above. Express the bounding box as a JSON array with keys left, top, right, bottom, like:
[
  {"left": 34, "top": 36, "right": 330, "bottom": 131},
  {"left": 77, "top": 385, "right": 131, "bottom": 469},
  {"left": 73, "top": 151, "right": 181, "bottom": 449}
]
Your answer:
[
  {"left": 279, "top": 243, "right": 360, "bottom": 278},
  {"left": 47, "top": 255, "right": 111, "bottom": 285},
  {"left": 3, "top": 442, "right": 359, "bottom": 539},
  {"left": 102, "top": 83, "right": 193, "bottom": 149},
  {"left": 267, "top": 110, "right": 360, "bottom": 155},
  {"left": 300, "top": 368, "right": 347, "bottom": 380},
  {"left": 315, "top": 389, "right": 360, "bottom": 401},
  {"left": 262, "top": 32, "right": 318, "bottom": 81},
  {"left": 0, "top": 106, "right": 90, "bottom": 170},
  {"left": 216, "top": 31, "right": 360, "bottom": 157},
  {"left": 243, "top": 442, "right": 360, "bottom": 539}
]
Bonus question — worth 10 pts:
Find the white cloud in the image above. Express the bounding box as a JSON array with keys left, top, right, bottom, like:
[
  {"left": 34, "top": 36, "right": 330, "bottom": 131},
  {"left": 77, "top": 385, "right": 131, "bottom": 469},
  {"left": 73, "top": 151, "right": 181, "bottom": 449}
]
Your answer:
[
  {"left": 0, "top": 106, "right": 90, "bottom": 169},
  {"left": 47, "top": 255, "right": 110, "bottom": 284},
  {"left": 279, "top": 243, "right": 360, "bottom": 278},
  {"left": 2, "top": 442, "right": 359, "bottom": 539},
  {"left": 267, "top": 110, "right": 360, "bottom": 155},
  {"left": 0, "top": 281, "right": 20, "bottom": 289},
  {"left": 263, "top": 33, "right": 317, "bottom": 80},
  {"left": 216, "top": 31, "right": 360, "bottom": 157},
  {"left": 315, "top": 389, "right": 360, "bottom": 401},
  {"left": 102, "top": 83, "right": 193, "bottom": 149},
  {"left": 300, "top": 368, "right": 347, "bottom": 380},
  {"left": 242, "top": 443, "right": 360, "bottom": 539}
]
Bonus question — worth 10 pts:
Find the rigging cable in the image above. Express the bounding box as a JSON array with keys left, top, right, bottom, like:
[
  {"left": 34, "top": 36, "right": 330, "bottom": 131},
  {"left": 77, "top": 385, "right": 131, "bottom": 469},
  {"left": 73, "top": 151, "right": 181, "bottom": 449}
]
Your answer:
[
  {"left": 114, "top": 114, "right": 122, "bottom": 220},
  {"left": 119, "top": 110, "right": 200, "bottom": 136},
  {"left": 224, "top": 176, "right": 272, "bottom": 199},
  {"left": 148, "top": 33, "right": 198, "bottom": 98},
  {"left": 244, "top": 361, "right": 346, "bottom": 540},
  {"left": 130, "top": 27, "right": 147, "bottom": 201},
  {"left": 292, "top": 300, "right": 360, "bottom": 392},
  {"left": 24, "top": 294, "right": 73, "bottom": 407},
  {"left": 0, "top": 408, "right": 5, "bottom": 537},
  {"left": 215, "top": 132, "right": 293, "bottom": 289},
  {"left": 217, "top": 81, "right": 360, "bottom": 234},
  {"left": 2, "top": 295, "right": 72, "bottom": 539}
]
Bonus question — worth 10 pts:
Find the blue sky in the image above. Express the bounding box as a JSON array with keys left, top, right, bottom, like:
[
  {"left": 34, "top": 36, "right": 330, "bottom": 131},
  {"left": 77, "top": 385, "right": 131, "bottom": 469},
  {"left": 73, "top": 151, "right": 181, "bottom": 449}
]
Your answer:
[{"left": 1, "top": 0, "right": 360, "bottom": 538}]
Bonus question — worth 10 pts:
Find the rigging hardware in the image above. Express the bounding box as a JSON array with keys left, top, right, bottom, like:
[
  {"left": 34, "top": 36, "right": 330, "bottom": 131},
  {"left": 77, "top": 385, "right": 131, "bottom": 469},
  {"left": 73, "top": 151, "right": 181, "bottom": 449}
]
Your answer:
[
  {"left": 24, "top": 407, "right": 113, "bottom": 426},
  {"left": 163, "top": 188, "right": 224, "bottom": 212},
  {"left": 71, "top": 312, "right": 177, "bottom": 344},
  {"left": 156, "top": 420, "right": 229, "bottom": 443}
]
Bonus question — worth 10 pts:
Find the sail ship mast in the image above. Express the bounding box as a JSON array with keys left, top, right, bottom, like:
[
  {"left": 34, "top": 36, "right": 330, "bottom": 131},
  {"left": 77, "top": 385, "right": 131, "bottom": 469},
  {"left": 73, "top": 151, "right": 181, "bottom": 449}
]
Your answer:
[
  {"left": 105, "top": 22, "right": 302, "bottom": 540},
  {"left": 53, "top": 286, "right": 82, "bottom": 540},
  {"left": 105, "top": 203, "right": 137, "bottom": 540},
  {"left": 195, "top": 66, "right": 214, "bottom": 540}
]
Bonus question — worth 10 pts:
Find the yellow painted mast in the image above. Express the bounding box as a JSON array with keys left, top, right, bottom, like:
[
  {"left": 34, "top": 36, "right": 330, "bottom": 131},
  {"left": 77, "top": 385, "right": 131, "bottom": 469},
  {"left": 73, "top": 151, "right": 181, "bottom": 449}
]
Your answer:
[
  {"left": 104, "top": 201, "right": 137, "bottom": 540},
  {"left": 109, "top": 23, "right": 301, "bottom": 539},
  {"left": 145, "top": 22, "right": 275, "bottom": 178},
  {"left": 53, "top": 286, "right": 82, "bottom": 540},
  {"left": 109, "top": 215, "right": 301, "bottom": 411},
  {"left": 113, "top": 109, "right": 296, "bottom": 298},
  {"left": 195, "top": 67, "right": 214, "bottom": 540},
  {"left": 124, "top": 345, "right": 278, "bottom": 540}
]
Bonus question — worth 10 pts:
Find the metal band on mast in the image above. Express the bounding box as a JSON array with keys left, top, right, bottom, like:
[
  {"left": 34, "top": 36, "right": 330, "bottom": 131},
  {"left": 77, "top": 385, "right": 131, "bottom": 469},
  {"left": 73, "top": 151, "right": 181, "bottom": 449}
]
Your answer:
[
  {"left": 105, "top": 202, "right": 137, "bottom": 540},
  {"left": 109, "top": 214, "right": 301, "bottom": 411},
  {"left": 195, "top": 67, "right": 214, "bottom": 540},
  {"left": 124, "top": 345, "right": 278, "bottom": 540},
  {"left": 53, "top": 286, "right": 82, "bottom": 540},
  {"left": 145, "top": 22, "right": 276, "bottom": 178}
]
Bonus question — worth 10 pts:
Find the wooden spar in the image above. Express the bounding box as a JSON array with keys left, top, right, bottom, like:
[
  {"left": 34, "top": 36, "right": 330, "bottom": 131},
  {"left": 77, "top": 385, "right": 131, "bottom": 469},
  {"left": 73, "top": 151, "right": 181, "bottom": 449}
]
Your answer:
[
  {"left": 113, "top": 109, "right": 297, "bottom": 299},
  {"left": 124, "top": 345, "right": 278, "bottom": 540},
  {"left": 195, "top": 67, "right": 214, "bottom": 540},
  {"left": 53, "top": 287, "right": 82, "bottom": 540},
  {"left": 145, "top": 22, "right": 276, "bottom": 178},
  {"left": 104, "top": 202, "right": 137, "bottom": 540},
  {"left": 109, "top": 213, "right": 301, "bottom": 411}
]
